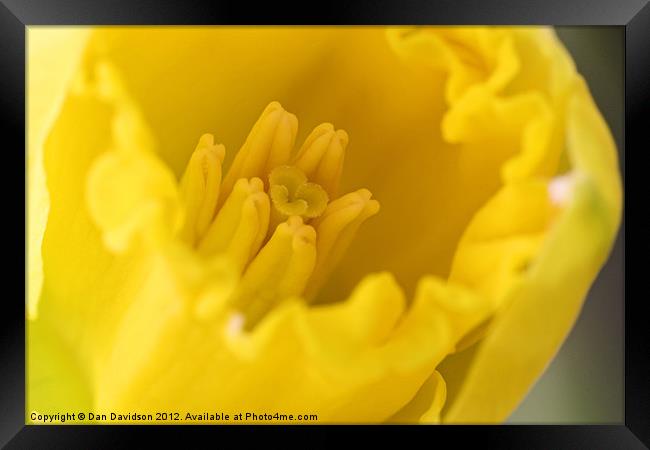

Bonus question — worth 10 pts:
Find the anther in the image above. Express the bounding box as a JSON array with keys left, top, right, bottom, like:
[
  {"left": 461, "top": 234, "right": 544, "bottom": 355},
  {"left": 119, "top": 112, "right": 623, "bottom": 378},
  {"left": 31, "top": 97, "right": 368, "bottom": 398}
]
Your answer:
[
  {"left": 230, "top": 216, "right": 317, "bottom": 327},
  {"left": 293, "top": 123, "right": 348, "bottom": 198},
  {"left": 305, "top": 189, "right": 380, "bottom": 299},
  {"left": 179, "top": 134, "right": 225, "bottom": 245},
  {"left": 198, "top": 177, "right": 270, "bottom": 273},
  {"left": 220, "top": 102, "right": 298, "bottom": 204}
]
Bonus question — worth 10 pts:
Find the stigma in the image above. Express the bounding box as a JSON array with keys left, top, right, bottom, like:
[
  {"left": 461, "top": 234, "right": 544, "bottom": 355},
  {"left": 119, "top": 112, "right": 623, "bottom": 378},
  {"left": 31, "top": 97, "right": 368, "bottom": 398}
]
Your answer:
[
  {"left": 269, "top": 165, "right": 329, "bottom": 219},
  {"left": 178, "top": 102, "right": 379, "bottom": 328}
]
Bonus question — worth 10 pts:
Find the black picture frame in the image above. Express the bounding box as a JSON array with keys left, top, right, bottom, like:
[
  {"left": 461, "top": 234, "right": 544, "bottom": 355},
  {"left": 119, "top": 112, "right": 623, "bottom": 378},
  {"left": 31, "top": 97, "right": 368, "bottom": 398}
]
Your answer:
[{"left": 1, "top": 0, "right": 644, "bottom": 447}]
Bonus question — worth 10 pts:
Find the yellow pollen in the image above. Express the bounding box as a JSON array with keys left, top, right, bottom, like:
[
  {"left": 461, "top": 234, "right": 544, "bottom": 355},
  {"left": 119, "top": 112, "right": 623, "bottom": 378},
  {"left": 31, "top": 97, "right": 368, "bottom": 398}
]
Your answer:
[{"left": 269, "top": 165, "right": 329, "bottom": 220}]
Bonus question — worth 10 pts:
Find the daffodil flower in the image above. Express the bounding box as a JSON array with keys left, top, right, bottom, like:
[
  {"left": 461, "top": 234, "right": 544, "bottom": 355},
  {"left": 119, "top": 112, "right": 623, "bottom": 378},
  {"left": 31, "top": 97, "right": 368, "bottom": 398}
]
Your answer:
[{"left": 27, "top": 26, "right": 622, "bottom": 424}]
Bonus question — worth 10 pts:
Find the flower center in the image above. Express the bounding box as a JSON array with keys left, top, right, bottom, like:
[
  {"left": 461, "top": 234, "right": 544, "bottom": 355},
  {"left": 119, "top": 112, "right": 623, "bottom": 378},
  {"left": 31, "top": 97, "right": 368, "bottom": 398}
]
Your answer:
[
  {"left": 269, "top": 165, "right": 329, "bottom": 219},
  {"left": 179, "top": 102, "right": 379, "bottom": 329}
]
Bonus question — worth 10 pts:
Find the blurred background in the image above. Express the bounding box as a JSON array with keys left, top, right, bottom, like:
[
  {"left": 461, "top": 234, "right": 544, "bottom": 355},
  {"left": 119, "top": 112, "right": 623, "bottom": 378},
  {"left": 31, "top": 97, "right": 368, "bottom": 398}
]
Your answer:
[{"left": 508, "top": 26, "right": 624, "bottom": 424}]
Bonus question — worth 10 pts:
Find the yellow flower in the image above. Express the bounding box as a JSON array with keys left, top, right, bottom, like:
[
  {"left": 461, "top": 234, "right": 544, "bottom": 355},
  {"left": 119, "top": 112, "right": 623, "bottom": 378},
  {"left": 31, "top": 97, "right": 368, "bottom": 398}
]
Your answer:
[{"left": 27, "top": 26, "right": 622, "bottom": 424}]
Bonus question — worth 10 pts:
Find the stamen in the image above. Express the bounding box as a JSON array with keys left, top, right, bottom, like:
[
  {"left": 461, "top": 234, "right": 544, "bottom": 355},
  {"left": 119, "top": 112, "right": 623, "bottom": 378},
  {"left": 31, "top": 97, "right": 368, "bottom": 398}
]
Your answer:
[
  {"left": 269, "top": 165, "right": 329, "bottom": 219},
  {"left": 178, "top": 103, "right": 380, "bottom": 328},
  {"left": 305, "top": 189, "right": 380, "bottom": 300},
  {"left": 178, "top": 134, "right": 225, "bottom": 245},
  {"left": 220, "top": 102, "right": 298, "bottom": 204},
  {"left": 293, "top": 123, "right": 348, "bottom": 198},
  {"left": 230, "top": 216, "right": 317, "bottom": 328},
  {"left": 198, "top": 177, "right": 270, "bottom": 273}
]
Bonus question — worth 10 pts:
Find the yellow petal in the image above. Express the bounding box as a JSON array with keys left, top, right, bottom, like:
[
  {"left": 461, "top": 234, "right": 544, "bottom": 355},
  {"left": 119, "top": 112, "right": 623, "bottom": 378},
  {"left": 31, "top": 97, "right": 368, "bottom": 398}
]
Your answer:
[
  {"left": 442, "top": 78, "right": 622, "bottom": 423},
  {"left": 90, "top": 28, "right": 343, "bottom": 175},
  {"left": 94, "top": 244, "right": 238, "bottom": 410},
  {"left": 388, "top": 371, "right": 446, "bottom": 423},
  {"left": 449, "top": 180, "right": 560, "bottom": 307},
  {"left": 95, "top": 271, "right": 489, "bottom": 423},
  {"left": 86, "top": 150, "right": 183, "bottom": 253},
  {"left": 27, "top": 319, "right": 92, "bottom": 420},
  {"left": 297, "top": 27, "right": 550, "bottom": 299},
  {"left": 32, "top": 51, "right": 166, "bottom": 405},
  {"left": 27, "top": 27, "right": 90, "bottom": 319}
]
